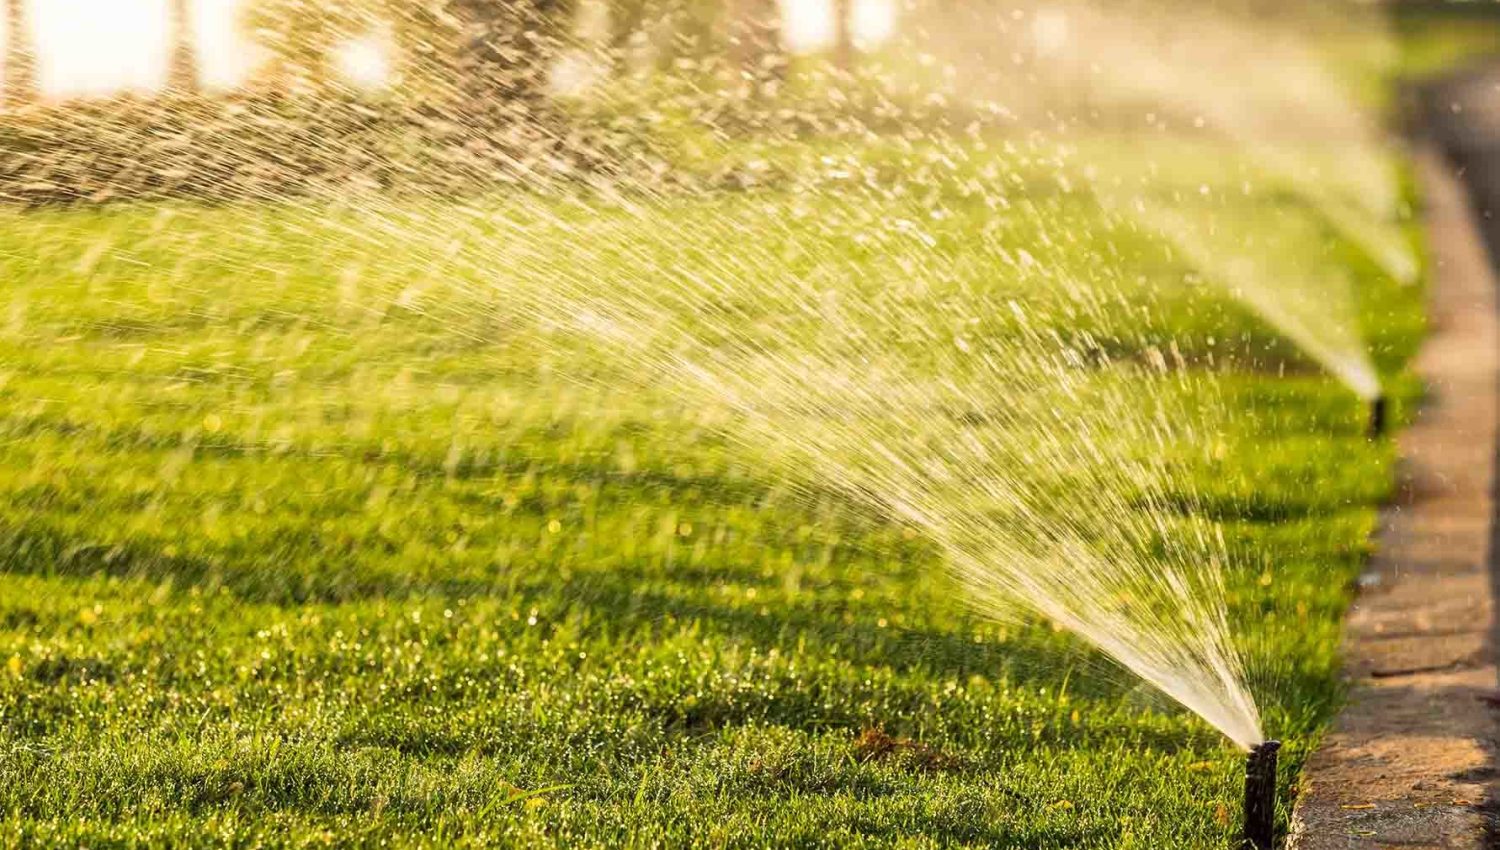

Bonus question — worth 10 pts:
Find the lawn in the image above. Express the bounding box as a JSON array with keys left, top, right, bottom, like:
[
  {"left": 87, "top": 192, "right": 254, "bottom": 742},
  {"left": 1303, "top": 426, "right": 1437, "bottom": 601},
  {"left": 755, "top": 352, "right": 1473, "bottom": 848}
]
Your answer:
[
  {"left": 1391, "top": 2, "right": 1500, "bottom": 82},
  {"left": 0, "top": 112, "right": 1426, "bottom": 848},
  {"left": 0, "top": 5, "right": 1458, "bottom": 845}
]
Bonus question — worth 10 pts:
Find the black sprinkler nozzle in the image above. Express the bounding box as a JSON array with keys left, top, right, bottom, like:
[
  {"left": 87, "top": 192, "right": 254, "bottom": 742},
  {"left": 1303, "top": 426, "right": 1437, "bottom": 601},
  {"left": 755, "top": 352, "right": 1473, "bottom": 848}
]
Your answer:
[
  {"left": 1368, "top": 395, "right": 1388, "bottom": 439},
  {"left": 1242, "top": 739, "right": 1280, "bottom": 850}
]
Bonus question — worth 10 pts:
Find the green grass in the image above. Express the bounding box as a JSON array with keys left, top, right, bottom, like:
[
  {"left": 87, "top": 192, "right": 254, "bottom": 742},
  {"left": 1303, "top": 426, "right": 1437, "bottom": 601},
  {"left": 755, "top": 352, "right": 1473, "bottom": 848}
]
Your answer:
[
  {"left": 0, "top": 130, "right": 1423, "bottom": 848},
  {"left": 1392, "top": 3, "right": 1500, "bottom": 82}
]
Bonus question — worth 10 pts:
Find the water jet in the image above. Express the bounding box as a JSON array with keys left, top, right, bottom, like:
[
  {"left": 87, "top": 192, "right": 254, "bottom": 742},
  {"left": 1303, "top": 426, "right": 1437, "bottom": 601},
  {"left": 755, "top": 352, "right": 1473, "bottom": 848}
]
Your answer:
[{"left": 1242, "top": 739, "right": 1280, "bottom": 850}]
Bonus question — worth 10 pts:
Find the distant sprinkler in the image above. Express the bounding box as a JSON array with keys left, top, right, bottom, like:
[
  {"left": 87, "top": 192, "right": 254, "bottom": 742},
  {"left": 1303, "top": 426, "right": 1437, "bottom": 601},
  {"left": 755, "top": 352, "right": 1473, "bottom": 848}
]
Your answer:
[
  {"left": 1242, "top": 740, "right": 1279, "bottom": 850},
  {"left": 1367, "top": 395, "right": 1387, "bottom": 440}
]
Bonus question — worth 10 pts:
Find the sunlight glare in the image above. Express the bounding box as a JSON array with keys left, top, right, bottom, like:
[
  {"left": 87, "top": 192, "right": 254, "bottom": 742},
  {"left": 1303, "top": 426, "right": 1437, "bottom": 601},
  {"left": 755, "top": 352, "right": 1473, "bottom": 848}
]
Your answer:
[
  {"left": 3, "top": 0, "right": 896, "bottom": 98},
  {"left": 334, "top": 31, "right": 393, "bottom": 90},
  {"left": 4, "top": 0, "right": 254, "bottom": 97},
  {"left": 780, "top": 0, "right": 897, "bottom": 53},
  {"left": 34, "top": 0, "right": 170, "bottom": 96}
]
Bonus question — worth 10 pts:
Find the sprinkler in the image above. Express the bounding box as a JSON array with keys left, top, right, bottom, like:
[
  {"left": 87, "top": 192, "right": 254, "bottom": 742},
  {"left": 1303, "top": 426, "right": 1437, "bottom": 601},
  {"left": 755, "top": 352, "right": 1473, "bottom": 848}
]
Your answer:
[
  {"left": 1367, "top": 395, "right": 1387, "bottom": 439},
  {"left": 1242, "top": 740, "right": 1280, "bottom": 850}
]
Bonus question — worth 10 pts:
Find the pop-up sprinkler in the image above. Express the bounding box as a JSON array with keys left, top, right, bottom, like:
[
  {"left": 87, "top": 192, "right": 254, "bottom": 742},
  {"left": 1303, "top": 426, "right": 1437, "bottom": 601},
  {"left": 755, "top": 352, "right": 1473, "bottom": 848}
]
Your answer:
[
  {"left": 1368, "top": 395, "right": 1388, "bottom": 439},
  {"left": 1242, "top": 740, "right": 1280, "bottom": 849}
]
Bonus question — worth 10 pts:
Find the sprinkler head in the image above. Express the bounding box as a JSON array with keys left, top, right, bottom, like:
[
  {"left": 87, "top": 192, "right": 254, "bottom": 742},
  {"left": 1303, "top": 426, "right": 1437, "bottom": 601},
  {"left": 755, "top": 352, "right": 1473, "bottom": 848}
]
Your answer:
[
  {"left": 1242, "top": 740, "right": 1280, "bottom": 850},
  {"left": 1367, "top": 395, "right": 1387, "bottom": 440}
]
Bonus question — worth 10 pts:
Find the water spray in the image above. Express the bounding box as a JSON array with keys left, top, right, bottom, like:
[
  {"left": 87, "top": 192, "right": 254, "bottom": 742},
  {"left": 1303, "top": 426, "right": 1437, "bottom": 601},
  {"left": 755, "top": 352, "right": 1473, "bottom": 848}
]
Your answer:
[
  {"left": 1368, "top": 395, "right": 1388, "bottom": 439},
  {"left": 1242, "top": 739, "right": 1280, "bottom": 850}
]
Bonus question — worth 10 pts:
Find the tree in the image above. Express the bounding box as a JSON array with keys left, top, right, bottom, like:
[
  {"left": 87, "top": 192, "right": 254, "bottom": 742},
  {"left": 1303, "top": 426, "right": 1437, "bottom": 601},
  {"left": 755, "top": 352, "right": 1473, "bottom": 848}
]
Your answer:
[
  {"left": 167, "top": 0, "right": 200, "bottom": 93},
  {"left": 730, "top": 0, "right": 782, "bottom": 85},
  {"left": 241, "top": 0, "right": 371, "bottom": 94},
  {"left": 446, "top": 0, "right": 575, "bottom": 107},
  {"left": 832, "top": 0, "right": 853, "bottom": 71},
  {"left": 604, "top": 0, "right": 723, "bottom": 78},
  {"left": 606, "top": 0, "right": 648, "bottom": 74},
  {"left": 240, "top": 0, "right": 577, "bottom": 112},
  {"left": 3, "top": 0, "right": 36, "bottom": 108}
]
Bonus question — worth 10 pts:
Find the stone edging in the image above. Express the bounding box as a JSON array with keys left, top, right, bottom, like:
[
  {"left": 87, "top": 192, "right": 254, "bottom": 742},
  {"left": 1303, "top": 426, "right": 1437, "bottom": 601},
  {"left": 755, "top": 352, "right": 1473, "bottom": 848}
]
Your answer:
[{"left": 1288, "top": 140, "right": 1500, "bottom": 847}]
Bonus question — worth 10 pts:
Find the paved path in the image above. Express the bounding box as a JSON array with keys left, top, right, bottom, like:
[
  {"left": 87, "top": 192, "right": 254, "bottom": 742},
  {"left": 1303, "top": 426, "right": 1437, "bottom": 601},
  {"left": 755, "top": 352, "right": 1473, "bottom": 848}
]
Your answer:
[{"left": 1290, "top": 70, "right": 1500, "bottom": 849}]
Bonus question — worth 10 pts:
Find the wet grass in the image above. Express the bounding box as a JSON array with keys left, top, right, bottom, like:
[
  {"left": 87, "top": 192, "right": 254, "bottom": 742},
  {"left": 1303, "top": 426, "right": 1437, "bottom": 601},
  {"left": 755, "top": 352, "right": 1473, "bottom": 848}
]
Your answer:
[
  {"left": 1392, "top": 3, "right": 1500, "bottom": 82},
  {"left": 0, "top": 134, "right": 1423, "bottom": 847}
]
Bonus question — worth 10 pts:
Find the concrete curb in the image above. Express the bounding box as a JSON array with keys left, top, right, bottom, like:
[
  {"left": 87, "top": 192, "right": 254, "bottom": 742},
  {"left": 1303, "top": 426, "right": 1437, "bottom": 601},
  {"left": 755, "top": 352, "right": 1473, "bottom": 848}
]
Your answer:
[{"left": 1288, "top": 141, "right": 1500, "bottom": 848}]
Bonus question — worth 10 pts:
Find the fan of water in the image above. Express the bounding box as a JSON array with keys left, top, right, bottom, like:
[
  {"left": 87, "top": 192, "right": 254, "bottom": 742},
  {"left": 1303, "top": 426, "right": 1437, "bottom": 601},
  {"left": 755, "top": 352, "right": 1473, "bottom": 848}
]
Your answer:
[
  {"left": 906, "top": 0, "right": 1405, "bottom": 400},
  {"left": 319, "top": 188, "right": 1270, "bottom": 746},
  {"left": 0, "top": 0, "right": 1409, "bottom": 751}
]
